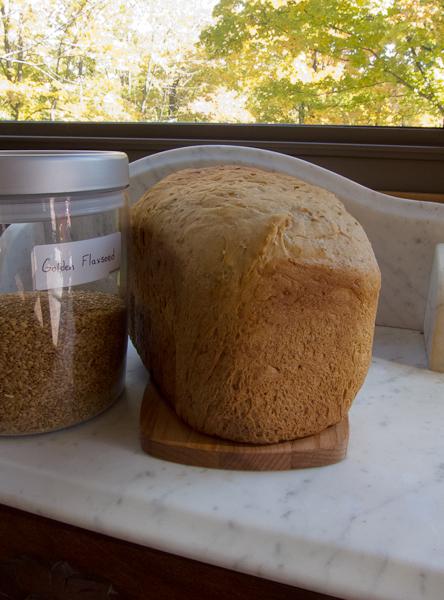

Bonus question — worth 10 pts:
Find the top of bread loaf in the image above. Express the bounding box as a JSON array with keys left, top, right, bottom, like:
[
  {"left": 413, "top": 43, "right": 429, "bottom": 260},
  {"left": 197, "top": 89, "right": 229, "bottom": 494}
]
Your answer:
[{"left": 132, "top": 164, "right": 378, "bottom": 282}]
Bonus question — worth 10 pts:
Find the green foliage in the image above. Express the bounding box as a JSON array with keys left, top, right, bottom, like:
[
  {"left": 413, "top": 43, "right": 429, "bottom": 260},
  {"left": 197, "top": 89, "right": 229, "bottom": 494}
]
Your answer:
[
  {"left": 0, "top": 0, "right": 442, "bottom": 125},
  {"left": 201, "top": 0, "right": 444, "bottom": 125}
]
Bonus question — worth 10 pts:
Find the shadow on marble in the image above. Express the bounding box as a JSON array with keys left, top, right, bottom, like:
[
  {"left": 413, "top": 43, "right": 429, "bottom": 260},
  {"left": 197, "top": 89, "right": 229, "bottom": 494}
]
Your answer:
[
  {"left": 79, "top": 390, "right": 146, "bottom": 455},
  {"left": 371, "top": 326, "right": 428, "bottom": 369},
  {"left": 54, "top": 392, "right": 140, "bottom": 449}
]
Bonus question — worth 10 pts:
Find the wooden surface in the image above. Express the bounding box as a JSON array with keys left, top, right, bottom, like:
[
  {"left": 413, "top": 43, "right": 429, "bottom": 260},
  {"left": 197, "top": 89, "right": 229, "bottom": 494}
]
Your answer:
[
  {"left": 0, "top": 503, "right": 341, "bottom": 600},
  {"left": 140, "top": 383, "right": 349, "bottom": 471},
  {"left": 382, "top": 190, "right": 444, "bottom": 202}
]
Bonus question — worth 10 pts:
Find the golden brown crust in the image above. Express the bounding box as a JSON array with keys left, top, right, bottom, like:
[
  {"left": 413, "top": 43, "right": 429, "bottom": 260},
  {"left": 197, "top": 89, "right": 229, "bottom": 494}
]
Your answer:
[{"left": 130, "top": 165, "right": 381, "bottom": 443}]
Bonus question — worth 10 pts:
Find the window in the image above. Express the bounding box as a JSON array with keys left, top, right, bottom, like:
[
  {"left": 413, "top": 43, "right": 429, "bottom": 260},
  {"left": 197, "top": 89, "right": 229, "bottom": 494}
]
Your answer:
[{"left": 0, "top": 0, "right": 443, "bottom": 193}]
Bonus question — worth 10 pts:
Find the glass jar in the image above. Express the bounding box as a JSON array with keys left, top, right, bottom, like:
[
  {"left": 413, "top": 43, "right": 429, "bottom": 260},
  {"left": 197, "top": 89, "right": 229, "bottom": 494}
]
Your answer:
[{"left": 0, "top": 150, "right": 129, "bottom": 435}]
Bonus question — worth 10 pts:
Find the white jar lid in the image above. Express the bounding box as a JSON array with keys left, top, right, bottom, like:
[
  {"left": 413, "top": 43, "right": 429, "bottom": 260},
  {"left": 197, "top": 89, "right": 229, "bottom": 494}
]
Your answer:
[{"left": 0, "top": 150, "right": 128, "bottom": 195}]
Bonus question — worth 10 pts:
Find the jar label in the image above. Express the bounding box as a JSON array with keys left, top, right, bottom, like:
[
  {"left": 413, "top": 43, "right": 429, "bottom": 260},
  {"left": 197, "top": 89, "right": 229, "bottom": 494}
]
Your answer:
[{"left": 31, "top": 232, "right": 121, "bottom": 291}]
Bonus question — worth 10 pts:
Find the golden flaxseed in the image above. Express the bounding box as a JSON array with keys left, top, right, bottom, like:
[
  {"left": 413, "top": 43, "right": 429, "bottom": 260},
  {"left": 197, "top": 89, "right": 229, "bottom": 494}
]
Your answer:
[{"left": 0, "top": 291, "right": 127, "bottom": 435}]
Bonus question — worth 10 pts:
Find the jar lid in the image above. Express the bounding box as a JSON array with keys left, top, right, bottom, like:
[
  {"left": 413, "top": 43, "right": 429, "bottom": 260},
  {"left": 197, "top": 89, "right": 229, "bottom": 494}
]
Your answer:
[{"left": 0, "top": 150, "right": 129, "bottom": 195}]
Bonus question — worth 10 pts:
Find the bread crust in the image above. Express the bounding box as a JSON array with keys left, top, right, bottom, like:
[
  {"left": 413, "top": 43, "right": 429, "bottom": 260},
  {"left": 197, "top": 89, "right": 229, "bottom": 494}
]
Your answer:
[{"left": 130, "top": 165, "right": 381, "bottom": 443}]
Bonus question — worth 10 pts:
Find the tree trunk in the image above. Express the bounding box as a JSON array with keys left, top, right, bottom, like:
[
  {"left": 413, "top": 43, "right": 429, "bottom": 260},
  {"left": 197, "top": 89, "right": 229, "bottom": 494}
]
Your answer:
[
  {"left": 312, "top": 50, "right": 318, "bottom": 72},
  {"left": 298, "top": 103, "right": 305, "bottom": 124},
  {"left": 50, "top": 100, "right": 57, "bottom": 121},
  {"left": 168, "top": 77, "right": 180, "bottom": 120},
  {"left": 17, "top": 9, "right": 24, "bottom": 83},
  {"left": 140, "top": 58, "right": 154, "bottom": 115},
  {"left": 0, "top": 3, "right": 13, "bottom": 81}
]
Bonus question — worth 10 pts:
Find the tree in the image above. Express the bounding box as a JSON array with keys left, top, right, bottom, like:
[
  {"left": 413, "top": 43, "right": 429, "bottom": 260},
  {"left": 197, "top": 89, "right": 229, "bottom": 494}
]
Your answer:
[
  {"left": 109, "top": 0, "right": 218, "bottom": 122},
  {"left": 2, "top": 0, "right": 442, "bottom": 125},
  {"left": 0, "top": 0, "right": 47, "bottom": 119},
  {"left": 0, "top": 0, "right": 218, "bottom": 122},
  {"left": 201, "top": 0, "right": 444, "bottom": 126},
  {"left": 0, "top": 0, "right": 118, "bottom": 120}
]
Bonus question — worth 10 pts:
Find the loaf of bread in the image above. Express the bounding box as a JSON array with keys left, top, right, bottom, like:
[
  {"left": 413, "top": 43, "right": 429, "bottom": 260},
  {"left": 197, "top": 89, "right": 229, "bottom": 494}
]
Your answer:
[{"left": 130, "top": 165, "right": 380, "bottom": 443}]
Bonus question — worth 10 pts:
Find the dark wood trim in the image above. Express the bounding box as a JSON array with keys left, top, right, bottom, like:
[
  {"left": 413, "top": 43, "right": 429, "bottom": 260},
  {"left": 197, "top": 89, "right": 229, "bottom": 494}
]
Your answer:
[
  {"left": 2, "top": 134, "right": 443, "bottom": 159},
  {"left": 383, "top": 191, "right": 444, "bottom": 202},
  {"left": 0, "top": 504, "right": 339, "bottom": 600},
  {"left": 1, "top": 121, "right": 443, "bottom": 145},
  {"left": 0, "top": 121, "right": 443, "bottom": 192}
]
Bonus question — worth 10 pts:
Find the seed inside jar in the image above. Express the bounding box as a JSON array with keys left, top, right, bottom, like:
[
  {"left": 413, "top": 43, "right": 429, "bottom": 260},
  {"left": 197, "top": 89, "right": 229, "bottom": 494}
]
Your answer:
[{"left": 0, "top": 290, "right": 127, "bottom": 435}]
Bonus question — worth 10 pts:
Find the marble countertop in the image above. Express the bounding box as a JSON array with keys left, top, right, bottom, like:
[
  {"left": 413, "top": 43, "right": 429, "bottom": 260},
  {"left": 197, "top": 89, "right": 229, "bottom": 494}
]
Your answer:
[{"left": 1, "top": 327, "right": 444, "bottom": 600}]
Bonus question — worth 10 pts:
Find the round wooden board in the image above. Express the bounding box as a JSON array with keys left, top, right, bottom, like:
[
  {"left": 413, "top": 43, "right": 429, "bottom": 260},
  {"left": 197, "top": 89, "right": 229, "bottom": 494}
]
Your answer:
[{"left": 140, "top": 383, "right": 349, "bottom": 471}]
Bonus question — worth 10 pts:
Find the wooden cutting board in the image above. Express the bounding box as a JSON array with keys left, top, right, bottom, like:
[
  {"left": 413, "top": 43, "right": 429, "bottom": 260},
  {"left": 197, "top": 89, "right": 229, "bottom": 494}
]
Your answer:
[{"left": 140, "top": 383, "right": 349, "bottom": 471}]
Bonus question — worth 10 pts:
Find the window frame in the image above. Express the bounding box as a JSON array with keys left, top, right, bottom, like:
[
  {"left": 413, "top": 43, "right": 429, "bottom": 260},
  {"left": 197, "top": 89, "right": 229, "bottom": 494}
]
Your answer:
[{"left": 0, "top": 121, "right": 443, "bottom": 193}]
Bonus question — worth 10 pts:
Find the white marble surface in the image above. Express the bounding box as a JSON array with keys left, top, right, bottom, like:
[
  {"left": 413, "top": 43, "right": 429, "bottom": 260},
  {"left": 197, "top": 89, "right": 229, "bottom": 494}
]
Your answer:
[
  {"left": 129, "top": 146, "right": 444, "bottom": 331},
  {"left": 1, "top": 328, "right": 444, "bottom": 600}
]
